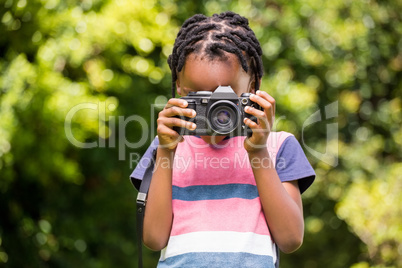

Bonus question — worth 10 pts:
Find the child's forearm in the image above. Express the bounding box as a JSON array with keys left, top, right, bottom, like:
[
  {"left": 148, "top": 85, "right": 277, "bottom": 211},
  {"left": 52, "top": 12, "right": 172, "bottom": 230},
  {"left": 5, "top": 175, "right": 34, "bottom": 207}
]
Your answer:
[
  {"left": 143, "top": 146, "right": 175, "bottom": 251},
  {"left": 248, "top": 148, "right": 304, "bottom": 253}
]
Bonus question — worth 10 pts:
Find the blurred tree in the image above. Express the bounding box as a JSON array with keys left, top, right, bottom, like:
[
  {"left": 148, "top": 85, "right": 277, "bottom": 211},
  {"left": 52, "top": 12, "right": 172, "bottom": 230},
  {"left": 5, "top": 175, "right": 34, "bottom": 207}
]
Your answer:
[
  {"left": 0, "top": 0, "right": 176, "bottom": 267},
  {"left": 0, "top": 0, "right": 401, "bottom": 267}
]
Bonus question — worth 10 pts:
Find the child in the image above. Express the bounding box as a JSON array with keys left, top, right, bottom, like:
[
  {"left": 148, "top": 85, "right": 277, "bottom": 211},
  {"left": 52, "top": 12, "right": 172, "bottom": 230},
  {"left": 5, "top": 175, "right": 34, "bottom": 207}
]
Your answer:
[{"left": 131, "top": 11, "right": 315, "bottom": 267}]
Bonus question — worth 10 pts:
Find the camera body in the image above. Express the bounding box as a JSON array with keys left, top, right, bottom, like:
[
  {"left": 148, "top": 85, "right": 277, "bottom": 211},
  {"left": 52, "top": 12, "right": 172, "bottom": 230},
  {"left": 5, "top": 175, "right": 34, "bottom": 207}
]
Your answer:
[{"left": 174, "top": 86, "right": 261, "bottom": 136}]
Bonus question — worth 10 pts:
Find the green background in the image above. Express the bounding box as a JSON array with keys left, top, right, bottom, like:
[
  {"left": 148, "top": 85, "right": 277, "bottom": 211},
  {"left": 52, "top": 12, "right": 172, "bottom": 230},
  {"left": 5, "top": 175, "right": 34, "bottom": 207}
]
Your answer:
[{"left": 0, "top": 0, "right": 401, "bottom": 267}]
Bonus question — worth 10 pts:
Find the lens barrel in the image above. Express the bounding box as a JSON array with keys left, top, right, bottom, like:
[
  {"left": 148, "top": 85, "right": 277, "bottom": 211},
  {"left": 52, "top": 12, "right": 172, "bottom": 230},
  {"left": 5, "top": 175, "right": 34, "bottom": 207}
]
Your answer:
[{"left": 207, "top": 100, "right": 240, "bottom": 135}]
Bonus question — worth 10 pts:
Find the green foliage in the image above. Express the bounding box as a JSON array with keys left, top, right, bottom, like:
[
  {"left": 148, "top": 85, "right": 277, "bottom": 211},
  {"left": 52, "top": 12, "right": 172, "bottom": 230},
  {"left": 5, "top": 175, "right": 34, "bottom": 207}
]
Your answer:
[
  {"left": 1, "top": 0, "right": 176, "bottom": 267},
  {"left": 337, "top": 163, "right": 402, "bottom": 267},
  {"left": 0, "top": 0, "right": 401, "bottom": 267}
]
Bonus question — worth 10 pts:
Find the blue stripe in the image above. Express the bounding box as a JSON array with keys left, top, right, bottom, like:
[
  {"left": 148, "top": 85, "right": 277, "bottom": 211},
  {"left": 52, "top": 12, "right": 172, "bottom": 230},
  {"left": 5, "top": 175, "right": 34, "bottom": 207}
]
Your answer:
[
  {"left": 158, "top": 252, "right": 274, "bottom": 268},
  {"left": 172, "top": 184, "right": 259, "bottom": 201}
]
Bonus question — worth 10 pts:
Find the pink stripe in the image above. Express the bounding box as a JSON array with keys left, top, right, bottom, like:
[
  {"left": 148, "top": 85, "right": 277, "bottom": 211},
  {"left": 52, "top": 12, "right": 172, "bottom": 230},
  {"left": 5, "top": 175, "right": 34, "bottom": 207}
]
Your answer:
[
  {"left": 173, "top": 138, "right": 253, "bottom": 187},
  {"left": 172, "top": 132, "right": 293, "bottom": 187},
  {"left": 171, "top": 198, "right": 270, "bottom": 236},
  {"left": 172, "top": 157, "right": 256, "bottom": 187}
]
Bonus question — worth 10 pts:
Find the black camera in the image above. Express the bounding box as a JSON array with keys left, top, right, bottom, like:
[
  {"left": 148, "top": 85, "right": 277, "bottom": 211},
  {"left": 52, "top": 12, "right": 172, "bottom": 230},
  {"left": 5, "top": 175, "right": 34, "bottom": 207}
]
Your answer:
[{"left": 174, "top": 86, "right": 261, "bottom": 136}]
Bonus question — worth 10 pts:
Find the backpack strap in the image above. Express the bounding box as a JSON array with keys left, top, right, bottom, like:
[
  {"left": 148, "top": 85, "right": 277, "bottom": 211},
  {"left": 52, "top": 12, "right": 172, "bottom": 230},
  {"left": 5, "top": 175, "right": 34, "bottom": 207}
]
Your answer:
[{"left": 136, "top": 148, "right": 157, "bottom": 268}]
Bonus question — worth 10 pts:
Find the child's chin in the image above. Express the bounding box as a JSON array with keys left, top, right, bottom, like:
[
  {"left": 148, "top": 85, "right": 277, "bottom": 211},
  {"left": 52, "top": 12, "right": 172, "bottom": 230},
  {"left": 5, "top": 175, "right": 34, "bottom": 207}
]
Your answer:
[{"left": 200, "top": 135, "right": 227, "bottom": 144}]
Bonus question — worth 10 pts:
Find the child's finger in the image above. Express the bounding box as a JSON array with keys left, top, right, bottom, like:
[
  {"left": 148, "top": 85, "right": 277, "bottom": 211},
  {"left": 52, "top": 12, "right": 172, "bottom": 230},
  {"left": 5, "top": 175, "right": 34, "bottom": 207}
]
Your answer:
[
  {"left": 157, "top": 124, "right": 182, "bottom": 137},
  {"left": 244, "top": 106, "right": 265, "bottom": 119},
  {"left": 250, "top": 93, "right": 274, "bottom": 112},
  {"left": 162, "top": 106, "right": 196, "bottom": 118},
  {"left": 243, "top": 117, "right": 259, "bottom": 129},
  {"left": 256, "top": 90, "right": 275, "bottom": 103},
  {"left": 159, "top": 117, "right": 197, "bottom": 131},
  {"left": 165, "top": 98, "right": 189, "bottom": 109},
  {"left": 256, "top": 90, "right": 275, "bottom": 115},
  {"left": 249, "top": 94, "right": 275, "bottom": 123}
]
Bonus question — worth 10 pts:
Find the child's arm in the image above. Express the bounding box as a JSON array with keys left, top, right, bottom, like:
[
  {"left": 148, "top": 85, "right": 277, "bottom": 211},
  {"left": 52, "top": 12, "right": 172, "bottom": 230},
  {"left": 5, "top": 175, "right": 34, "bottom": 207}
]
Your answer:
[
  {"left": 142, "top": 98, "right": 196, "bottom": 251},
  {"left": 244, "top": 90, "right": 304, "bottom": 253},
  {"left": 248, "top": 149, "right": 304, "bottom": 253}
]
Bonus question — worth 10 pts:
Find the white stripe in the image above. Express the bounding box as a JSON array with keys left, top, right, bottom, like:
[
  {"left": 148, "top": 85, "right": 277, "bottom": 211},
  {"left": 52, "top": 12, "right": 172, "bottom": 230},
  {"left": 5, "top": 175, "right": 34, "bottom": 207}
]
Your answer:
[{"left": 160, "top": 231, "right": 276, "bottom": 263}]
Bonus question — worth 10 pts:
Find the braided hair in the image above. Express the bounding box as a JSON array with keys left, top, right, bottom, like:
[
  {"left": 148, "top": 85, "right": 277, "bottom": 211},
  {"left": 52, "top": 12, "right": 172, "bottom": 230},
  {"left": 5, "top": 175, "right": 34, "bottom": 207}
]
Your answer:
[{"left": 167, "top": 11, "right": 264, "bottom": 97}]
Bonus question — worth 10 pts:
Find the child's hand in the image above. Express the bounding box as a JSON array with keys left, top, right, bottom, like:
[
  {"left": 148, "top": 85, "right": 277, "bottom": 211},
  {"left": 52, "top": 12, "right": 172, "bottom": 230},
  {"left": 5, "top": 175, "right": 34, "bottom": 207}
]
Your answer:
[
  {"left": 157, "top": 98, "right": 197, "bottom": 150},
  {"left": 243, "top": 90, "right": 275, "bottom": 153}
]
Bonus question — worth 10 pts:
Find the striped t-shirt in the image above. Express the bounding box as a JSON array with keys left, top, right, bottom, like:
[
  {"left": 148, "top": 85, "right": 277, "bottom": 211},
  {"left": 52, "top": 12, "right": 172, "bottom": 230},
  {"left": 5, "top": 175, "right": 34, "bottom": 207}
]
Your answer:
[{"left": 131, "top": 132, "right": 315, "bottom": 267}]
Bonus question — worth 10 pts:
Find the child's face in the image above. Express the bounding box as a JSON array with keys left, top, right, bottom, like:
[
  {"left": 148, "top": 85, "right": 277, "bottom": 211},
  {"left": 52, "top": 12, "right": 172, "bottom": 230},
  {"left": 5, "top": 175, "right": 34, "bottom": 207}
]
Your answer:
[
  {"left": 176, "top": 52, "right": 256, "bottom": 144},
  {"left": 176, "top": 53, "right": 255, "bottom": 97}
]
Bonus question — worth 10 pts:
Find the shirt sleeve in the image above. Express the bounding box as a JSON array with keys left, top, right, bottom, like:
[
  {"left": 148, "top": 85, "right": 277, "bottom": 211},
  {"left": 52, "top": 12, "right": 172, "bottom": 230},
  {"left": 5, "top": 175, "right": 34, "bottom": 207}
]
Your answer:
[
  {"left": 129, "top": 136, "right": 159, "bottom": 190},
  {"left": 275, "top": 136, "right": 315, "bottom": 194}
]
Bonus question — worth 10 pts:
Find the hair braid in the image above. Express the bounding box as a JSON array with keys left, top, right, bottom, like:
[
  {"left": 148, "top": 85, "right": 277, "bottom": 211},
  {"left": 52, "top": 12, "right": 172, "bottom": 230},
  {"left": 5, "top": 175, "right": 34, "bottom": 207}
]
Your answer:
[{"left": 168, "top": 11, "right": 264, "bottom": 97}]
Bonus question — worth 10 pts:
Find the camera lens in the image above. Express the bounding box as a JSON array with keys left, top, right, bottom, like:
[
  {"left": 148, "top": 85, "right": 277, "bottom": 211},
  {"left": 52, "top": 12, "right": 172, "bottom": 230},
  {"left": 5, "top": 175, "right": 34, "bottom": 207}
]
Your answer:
[
  {"left": 207, "top": 101, "right": 240, "bottom": 135},
  {"left": 217, "top": 110, "right": 231, "bottom": 124}
]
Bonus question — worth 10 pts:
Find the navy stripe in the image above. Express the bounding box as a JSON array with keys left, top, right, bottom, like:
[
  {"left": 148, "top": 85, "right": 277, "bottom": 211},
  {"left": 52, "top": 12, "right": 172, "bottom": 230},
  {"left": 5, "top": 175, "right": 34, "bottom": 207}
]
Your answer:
[
  {"left": 172, "top": 184, "right": 259, "bottom": 201},
  {"left": 158, "top": 252, "right": 274, "bottom": 268}
]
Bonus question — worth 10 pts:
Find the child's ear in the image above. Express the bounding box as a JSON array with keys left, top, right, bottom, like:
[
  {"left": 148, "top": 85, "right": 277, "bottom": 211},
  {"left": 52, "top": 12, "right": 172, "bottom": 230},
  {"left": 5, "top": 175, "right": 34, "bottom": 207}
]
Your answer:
[
  {"left": 248, "top": 77, "right": 261, "bottom": 94},
  {"left": 249, "top": 78, "right": 256, "bottom": 94},
  {"left": 176, "top": 79, "right": 182, "bottom": 96}
]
